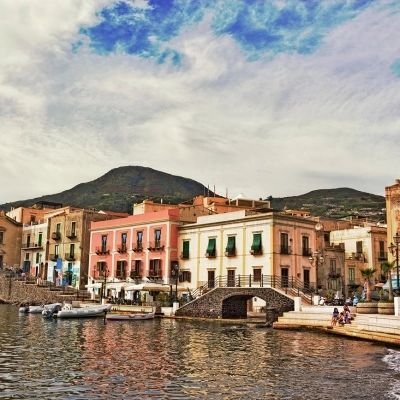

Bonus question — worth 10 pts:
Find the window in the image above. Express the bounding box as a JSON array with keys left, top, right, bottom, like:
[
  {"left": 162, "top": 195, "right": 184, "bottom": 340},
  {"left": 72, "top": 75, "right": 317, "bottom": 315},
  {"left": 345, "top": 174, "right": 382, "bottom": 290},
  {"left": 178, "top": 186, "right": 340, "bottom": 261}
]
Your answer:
[
  {"left": 120, "top": 233, "right": 127, "bottom": 252},
  {"left": 149, "top": 259, "right": 162, "bottom": 277},
  {"left": 71, "top": 222, "right": 76, "bottom": 235},
  {"left": 179, "top": 271, "right": 192, "bottom": 283},
  {"left": 155, "top": 229, "right": 161, "bottom": 248},
  {"left": 97, "top": 261, "right": 107, "bottom": 276},
  {"left": 55, "top": 245, "right": 59, "bottom": 257},
  {"left": 116, "top": 260, "right": 126, "bottom": 278},
  {"left": 378, "top": 241, "right": 387, "bottom": 260},
  {"left": 227, "top": 270, "right": 235, "bottom": 287},
  {"left": 137, "top": 231, "right": 143, "bottom": 249},
  {"left": 56, "top": 223, "right": 61, "bottom": 233},
  {"left": 30, "top": 215, "right": 36, "bottom": 223},
  {"left": 36, "top": 253, "right": 40, "bottom": 263},
  {"left": 69, "top": 243, "right": 75, "bottom": 257},
  {"left": 27, "top": 234, "right": 31, "bottom": 248},
  {"left": 131, "top": 260, "right": 142, "bottom": 278},
  {"left": 182, "top": 241, "right": 190, "bottom": 259},
  {"left": 330, "top": 259, "right": 336, "bottom": 272},
  {"left": 0, "top": 231, "right": 4, "bottom": 244},
  {"left": 349, "top": 267, "right": 355, "bottom": 284},
  {"left": 302, "top": 236, "right": 311, "bottom": 256},
  {"left": 101, "top": 235, "right": 107, "bottom": 252},
  {"left": 251, "top": 234, "right": 262, "bottom": 255},
  {"left": 280, "top": 233, "right": 290, "bottom": 254},
  {"left": 225, "top": 236, "right": 236, "bottom": 256},
  {"left": 206, "top": 238, "right": 216, "bottom": 257},
  {"left": 25, "top": 253, "right": 30, "bottom": 261},
  {"left": 38, "top": 233, "right": 43, "bottom": 247},
  {"left": 253, "top": 268, "right": 262, "bottom": 282},
  {"left": 356, "top": 241, "right": 363, "bottom": 254}
]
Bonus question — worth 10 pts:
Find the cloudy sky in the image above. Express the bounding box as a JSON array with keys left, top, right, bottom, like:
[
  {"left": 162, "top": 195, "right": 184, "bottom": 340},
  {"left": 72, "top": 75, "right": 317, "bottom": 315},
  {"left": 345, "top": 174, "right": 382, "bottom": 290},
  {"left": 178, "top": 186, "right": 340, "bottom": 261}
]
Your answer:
[{"left": 1, "top": 0, "right": 400, "bottom": 204}]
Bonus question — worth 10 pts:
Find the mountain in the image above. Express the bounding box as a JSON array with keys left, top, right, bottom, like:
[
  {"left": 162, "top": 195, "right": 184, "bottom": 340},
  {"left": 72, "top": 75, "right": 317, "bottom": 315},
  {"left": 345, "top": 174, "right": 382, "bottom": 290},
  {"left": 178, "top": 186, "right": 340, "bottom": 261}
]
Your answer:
[
  {"left": 0, "top": 167, "right": 386, "bottom": 220},
  {"left": 268, "top": 188, "right": 386, "bottom": 221},
  {"left": 0, "top": 166, "right": 213, "bottom": 213}
]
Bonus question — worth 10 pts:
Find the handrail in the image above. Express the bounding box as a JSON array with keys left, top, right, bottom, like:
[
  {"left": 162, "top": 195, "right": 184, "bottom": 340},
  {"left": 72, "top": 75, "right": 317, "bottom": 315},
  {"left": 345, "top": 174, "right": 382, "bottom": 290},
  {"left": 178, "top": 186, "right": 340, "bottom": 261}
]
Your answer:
[{"left": 190, "top": 275, "right": 314, "bottom": 304}]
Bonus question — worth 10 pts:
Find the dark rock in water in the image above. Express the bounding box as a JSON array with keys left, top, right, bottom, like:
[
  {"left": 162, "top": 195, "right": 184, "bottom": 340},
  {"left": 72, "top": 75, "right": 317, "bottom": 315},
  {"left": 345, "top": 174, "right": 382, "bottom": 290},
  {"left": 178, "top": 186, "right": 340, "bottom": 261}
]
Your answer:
[{"left": 256, "top": 323, "right": 272, "bottom": 328}]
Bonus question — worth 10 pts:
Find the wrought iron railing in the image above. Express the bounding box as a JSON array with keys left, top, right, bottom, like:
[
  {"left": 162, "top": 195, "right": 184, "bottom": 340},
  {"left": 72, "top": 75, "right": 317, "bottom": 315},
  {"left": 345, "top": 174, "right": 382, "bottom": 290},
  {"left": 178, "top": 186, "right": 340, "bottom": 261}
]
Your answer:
[{"left": 189, "top": 275, "right": 315, "bottom": 304}]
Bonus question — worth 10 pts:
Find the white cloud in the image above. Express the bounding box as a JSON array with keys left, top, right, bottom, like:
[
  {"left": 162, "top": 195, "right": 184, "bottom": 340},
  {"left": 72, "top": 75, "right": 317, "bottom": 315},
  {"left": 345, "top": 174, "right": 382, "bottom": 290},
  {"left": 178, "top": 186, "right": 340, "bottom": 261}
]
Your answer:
[{"left": 0, "top": 1, "right": 399, "bottom": 206}]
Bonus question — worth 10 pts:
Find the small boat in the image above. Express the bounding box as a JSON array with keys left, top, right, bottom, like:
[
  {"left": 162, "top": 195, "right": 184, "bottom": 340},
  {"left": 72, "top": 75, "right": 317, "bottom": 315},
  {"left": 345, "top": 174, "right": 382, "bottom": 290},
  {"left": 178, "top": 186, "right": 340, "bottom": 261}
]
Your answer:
[
  {"left": 19, "top": 303, "right": 62, "bottom": 314},
  {"left": 56, "top": 303, "right": 112, "bottom": 319},
  {"left": 106, "top": 310, "right": 155, "bottom": 321}
]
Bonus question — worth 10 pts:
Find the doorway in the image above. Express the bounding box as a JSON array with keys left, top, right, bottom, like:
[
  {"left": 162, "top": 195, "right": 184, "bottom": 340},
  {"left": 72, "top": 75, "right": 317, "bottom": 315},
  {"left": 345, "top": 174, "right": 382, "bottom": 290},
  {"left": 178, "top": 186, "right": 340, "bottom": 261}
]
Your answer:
[
  {"left": 228, "top": 270, "right": 235, "bottom": 287},
  {"left": 304, "top": 269, "right": 310, "bottom": 289},
  {"left": 281, "top": 267, "right": 289, "bottom": 288},
  {"left": 208, "top": 270, "right": 215, "bottom": 288}
]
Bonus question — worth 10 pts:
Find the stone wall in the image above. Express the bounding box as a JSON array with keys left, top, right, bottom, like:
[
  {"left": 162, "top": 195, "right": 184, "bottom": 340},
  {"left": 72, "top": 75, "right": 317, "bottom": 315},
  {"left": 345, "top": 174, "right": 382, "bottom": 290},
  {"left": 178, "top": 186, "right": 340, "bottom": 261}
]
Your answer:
[
  {"left": 175, "top": 287, "right": 294, "bottom": 319},
  {"left": 0, "top": 277, "right": 72, "bottom": 305}
]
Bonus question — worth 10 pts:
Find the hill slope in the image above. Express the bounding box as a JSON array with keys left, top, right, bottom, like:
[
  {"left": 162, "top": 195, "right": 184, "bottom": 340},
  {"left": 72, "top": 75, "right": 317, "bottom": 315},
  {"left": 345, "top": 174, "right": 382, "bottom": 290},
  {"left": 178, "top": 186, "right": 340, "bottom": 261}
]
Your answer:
[
  {"left": 269, "top": 188, "right": 385, "bottom": 220},
  {"left": 0, "top": 166, "right": 212, "bottom": 213}
]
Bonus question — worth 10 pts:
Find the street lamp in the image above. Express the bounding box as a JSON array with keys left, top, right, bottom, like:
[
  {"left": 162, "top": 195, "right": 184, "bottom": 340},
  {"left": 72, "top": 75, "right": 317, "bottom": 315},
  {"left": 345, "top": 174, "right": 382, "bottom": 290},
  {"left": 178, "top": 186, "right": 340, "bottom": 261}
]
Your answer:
[
  {"left": 93, "top": 263, "right": 109, "bottom": 303},
  {"left": 170, "top": 262, "right": 181, "bottom": 302},
  {"left": 388, "top": 232, "right": 400, "bottom": 296},
  {"left": 309, "top": 251, "right": 324, "bottom": 294}
]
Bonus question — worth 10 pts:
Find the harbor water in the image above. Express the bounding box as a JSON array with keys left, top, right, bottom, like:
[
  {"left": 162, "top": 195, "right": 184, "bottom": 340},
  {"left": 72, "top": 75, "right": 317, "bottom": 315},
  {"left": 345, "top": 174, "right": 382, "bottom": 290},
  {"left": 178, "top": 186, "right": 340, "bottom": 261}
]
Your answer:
[{"left": 1, "top": 304, "right": 400, "bottom": 399}]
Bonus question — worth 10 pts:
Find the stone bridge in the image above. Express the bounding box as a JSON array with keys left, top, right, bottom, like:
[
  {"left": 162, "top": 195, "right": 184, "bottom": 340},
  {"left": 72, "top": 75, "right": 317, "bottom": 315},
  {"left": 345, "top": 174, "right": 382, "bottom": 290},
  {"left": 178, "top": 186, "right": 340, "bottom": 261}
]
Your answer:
[{"left": 175, "top": 287, "right": 295, "bottom": 319}]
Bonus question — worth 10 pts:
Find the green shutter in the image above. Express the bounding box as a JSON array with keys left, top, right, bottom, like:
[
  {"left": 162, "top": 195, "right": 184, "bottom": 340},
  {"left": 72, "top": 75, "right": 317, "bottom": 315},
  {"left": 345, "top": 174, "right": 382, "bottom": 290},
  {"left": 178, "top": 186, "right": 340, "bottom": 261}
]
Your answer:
[
  {"left": 182, "top": 241, "right": 190, "bottom": 258},
  {"left": 206, "top": 238, "right": 216, "bottom": 253},
  {"left": 251, "top": 234, "right": 261, "bottom": 250},
  {"left": 226, "top": 237, "right": 235, "bottom": 252}
]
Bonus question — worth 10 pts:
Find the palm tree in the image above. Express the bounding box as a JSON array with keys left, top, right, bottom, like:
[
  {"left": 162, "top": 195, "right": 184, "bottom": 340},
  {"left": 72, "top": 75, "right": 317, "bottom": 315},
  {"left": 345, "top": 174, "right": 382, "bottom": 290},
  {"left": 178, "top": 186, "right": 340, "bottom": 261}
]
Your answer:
[
  {"left": 359, "top": 268, "right": 378, "bottom": 301},
  {"left": 381, "top": 261, "right": 395, "bottom": 301}
]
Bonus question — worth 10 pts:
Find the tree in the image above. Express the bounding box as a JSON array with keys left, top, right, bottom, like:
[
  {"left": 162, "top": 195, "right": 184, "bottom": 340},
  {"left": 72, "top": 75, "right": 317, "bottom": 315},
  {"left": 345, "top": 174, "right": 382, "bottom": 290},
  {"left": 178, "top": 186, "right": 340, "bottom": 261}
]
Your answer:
[
  {"left": 381, "top": 261, "right": 395, "bottom": 301},
  {"left": 359, "top": 268, "right": 378, "bottom": 301}
]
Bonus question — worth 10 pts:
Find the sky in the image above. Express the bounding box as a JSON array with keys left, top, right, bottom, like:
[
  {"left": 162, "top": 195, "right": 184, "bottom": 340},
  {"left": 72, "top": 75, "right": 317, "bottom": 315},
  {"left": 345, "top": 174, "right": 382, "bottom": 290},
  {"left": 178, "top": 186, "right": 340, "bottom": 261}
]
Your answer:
[{"left": 1, "top": 0, "right": 400, "bottom": 204}]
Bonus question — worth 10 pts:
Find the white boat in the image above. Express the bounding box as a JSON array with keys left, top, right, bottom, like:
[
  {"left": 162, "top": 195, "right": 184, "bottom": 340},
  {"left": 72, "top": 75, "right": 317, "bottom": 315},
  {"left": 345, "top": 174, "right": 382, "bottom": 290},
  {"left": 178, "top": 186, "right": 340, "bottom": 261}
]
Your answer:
[
  {"left": 56, "top": 303, "right": 112, "bottom": 319},
  {"left": 19, "top": 303, "right": 62, "bottom": 314},
  {"left": 106, "top": 310, "right": 155, "bottom": 321}
]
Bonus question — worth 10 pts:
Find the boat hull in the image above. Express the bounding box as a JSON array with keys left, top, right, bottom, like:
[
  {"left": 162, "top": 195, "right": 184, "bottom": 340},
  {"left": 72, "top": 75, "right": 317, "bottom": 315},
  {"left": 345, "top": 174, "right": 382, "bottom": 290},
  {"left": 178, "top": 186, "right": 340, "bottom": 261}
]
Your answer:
[
  {"left": 106, "top": 312, "right": 155, "bottom": 321},
  {"left": 56, "top": 304, "right": 112, "bottom": 319}
]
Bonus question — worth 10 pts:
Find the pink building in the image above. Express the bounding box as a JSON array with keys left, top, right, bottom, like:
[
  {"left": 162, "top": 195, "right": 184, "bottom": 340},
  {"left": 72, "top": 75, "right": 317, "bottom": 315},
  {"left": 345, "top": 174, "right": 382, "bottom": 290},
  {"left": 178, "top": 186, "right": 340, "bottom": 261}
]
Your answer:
[{"left": 89, "top": 209, "right": 180, "bottom": 300}]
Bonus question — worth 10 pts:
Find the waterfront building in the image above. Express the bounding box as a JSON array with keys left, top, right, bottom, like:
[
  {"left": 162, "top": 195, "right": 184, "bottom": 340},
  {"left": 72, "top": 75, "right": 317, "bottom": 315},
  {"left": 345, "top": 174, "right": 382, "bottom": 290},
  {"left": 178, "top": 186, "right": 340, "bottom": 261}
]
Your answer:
[
  {"left": 89, "top": 208, "right": 180, "bottom": 301},
  {"left": 177, "top": 209, "right": 317, "bottom": 310},
  {"left": 47, "top": 207, "right": 124, "bottom": 290},
  {"left": 0, "top": 210, "right": 23, "bottom": 270}
]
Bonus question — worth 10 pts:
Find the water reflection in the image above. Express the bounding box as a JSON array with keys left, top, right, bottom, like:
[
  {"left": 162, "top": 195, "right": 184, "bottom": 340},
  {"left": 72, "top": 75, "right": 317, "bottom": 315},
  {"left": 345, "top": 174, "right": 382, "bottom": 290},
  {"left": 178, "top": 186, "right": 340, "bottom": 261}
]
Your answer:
[{"left": 0, "top": 305, "right": 398, "bottom": 399}]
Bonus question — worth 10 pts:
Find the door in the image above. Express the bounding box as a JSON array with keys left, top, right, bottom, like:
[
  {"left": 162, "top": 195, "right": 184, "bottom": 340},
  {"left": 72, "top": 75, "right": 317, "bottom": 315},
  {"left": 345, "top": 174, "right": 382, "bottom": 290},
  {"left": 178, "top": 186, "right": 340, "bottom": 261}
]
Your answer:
[
  {"left": 304, "top": 269, "right": 310, "bottom": 289},
  {"left": 208, "top": 270, "right": 215, "bottom": 288},
  {"left": 281, "top": 268, "right": 289, "bottom": 288},
  {"left": 227, "top": 270, "right": 235, "bottom": 287}
]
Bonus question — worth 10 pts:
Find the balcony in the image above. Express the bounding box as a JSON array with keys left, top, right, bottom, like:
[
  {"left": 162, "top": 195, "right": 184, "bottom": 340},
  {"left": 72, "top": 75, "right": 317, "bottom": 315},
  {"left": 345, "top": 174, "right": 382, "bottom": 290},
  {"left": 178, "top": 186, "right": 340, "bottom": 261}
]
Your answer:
[
  {"left": 132, "top": 243, "right": 143, "bottom": 252},
  {"left": 95, "top": 246, "right": 110, "bottom": 255},
  {"left": 117, "top": 244, "right": 127, "bottom": 253},
  {"left": 21, "top": 243, "right": 43, "bottom": 250},
  {"left": 65, "top": 253, "right": 75, "bottom": 261},
  {"left": 51, "top": 232, "right": 61, "bottom": 241},
  {"left": 49, "top": 254, "right": 60, "bottom": 261},
  {"left": 280, "top": 245, "right": 292, "bottom": 255},
  {"left": 130, "top": 269, "right": 143, "bottom": 279},
  {"left": 328, "top": 271, "right": 341, "bottom": 279},
  {"left": 250, "top": 248, "right": 262, "bottom": 255},
  {"left": 147, "top": 241, "right": 165, "bottom": 251},
  {"left": 205, "top": 250, "right": 216, "bottom": 258},
  {"left": 377, "top": 252, "right": 388, "bottom": 261},
  {"left": 224, "top": 249, "right": 236, "bottom": 257},
  {"left": 180, "top": 252, "right": 190, "bottom": 259},
  {"left": 302, "top": 247, "right": 312, "bottom": 257},
  {"left": 147, "top": 270, "right": 163, "bottom": 280},
  {"left": 66, "top": 230, "right": 77, "bottom": 239}
]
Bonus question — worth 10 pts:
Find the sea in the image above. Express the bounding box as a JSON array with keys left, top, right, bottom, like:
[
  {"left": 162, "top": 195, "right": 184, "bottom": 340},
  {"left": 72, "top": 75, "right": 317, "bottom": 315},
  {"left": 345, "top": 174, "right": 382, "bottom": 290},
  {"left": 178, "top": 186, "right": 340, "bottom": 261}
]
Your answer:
[{"left": 0, "top": 304, "right": 400, "bottom": 399}]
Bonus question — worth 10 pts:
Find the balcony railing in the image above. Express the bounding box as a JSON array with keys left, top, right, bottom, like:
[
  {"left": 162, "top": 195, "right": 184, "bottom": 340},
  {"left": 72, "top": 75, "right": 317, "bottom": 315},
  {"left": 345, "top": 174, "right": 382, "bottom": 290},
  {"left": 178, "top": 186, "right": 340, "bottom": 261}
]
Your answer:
[
  {"left": 205, "top": 250, "right": 216, "bottom": 258},
  {"left": 66, "top": 230, "right": 77, "bottom": 239},
  {"left": 147, "top": 241, "right": 165, "bottom": 251},
  {"left": 65, "top": 253, "right": 75, "bottom": 261},
  {"left": 250, "top": 248, "right": 263, "bottom": 255},
  {"left": 117, "top": 244, "right": 127, "bottom": 253},
  {"left": 21, "top": 243, "right": 43, "bottom": 249},
  {"left": 49, "top": 254, "right": 60, "bottom": 261},
  {"left": 132, "top": 243, "right": 144, "bottom": 252},
  {"left": 180, "top": 252, "right": 190, "bottom": 259},
  {"left": 147, "top": 270, "right": 163, "bottom": 280},
  {"left": 302, "top": 247, "right": 312, "bottom": 257},
  {"left": 224, "top": 249, "right": 236, "bottom": 257},
  {"left": 130, "top": 269, "right": 143, "bottom": 279},
  {"left": 95, "top": 246, "right": 110, "bottom": 255},
  {"left": 280, "top": 245, "right": 292, "bottom": 255},
  {"left": 51, "top": 232, "right": 61, "bottom": 241},
  {"left": 377, "top": 252, "right": 388, "bottom": 261}
]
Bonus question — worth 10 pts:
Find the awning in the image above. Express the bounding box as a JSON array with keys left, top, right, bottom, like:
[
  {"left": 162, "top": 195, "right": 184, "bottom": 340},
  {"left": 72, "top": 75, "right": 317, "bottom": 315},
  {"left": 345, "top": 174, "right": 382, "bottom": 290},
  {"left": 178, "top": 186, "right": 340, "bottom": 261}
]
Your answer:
[
  {"left": 383, "top": 280, "right": 399, "bottom": 290},
  {"left": 182, "top": 241, "right": 190, "bottom": 258},
  {"left": 206, "top": 238, "right": 216, "bottom": 253},
  {"left": 251, "top": 234, "right": 261, "bottom": 251},
  {"left": 85, "top": 283, "right": 103, "bottom": 289},
  {"left": 105, "top": 282, "right": 126, "bottom": 290},
  {"left": 226, "top": 236, "right": 235, "bottom": 252}
]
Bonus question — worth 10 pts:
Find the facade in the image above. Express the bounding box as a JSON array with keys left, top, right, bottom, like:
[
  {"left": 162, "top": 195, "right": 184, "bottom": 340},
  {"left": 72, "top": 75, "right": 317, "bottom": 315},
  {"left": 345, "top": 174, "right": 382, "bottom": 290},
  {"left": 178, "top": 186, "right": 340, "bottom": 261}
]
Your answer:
[
  {"left": 0, "top": 211, "right": 23, "bottom": 269},
  {"left": 89, "top": 209, "right": 180, "bottom": 301},
  {"left": 177, "top": 210, "right": 318, "bottom": 302},
  {"left": 47, "top": 207, "right": 120, "bottom": 289},
  {"left": 330, "top": 224, "right": 388, "bottom": 295}
]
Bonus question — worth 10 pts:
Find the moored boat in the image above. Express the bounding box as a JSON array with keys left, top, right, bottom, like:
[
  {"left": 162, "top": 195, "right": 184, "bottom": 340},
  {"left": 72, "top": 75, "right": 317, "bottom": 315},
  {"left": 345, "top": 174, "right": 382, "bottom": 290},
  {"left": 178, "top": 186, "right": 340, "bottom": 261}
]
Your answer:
[
  {"left": 106, "top": 310, "right": 155, "bottom": 321},
  {"left": 19, "top": 303, "right": 62, "bottom": 314},
  {"left": 56, "top": 303, "right": 112, "bottom": 319}
]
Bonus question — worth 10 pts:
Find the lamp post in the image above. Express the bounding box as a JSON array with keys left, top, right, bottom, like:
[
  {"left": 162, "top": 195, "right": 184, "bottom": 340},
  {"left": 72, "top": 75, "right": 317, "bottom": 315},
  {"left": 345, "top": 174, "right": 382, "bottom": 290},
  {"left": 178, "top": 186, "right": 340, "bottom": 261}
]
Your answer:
[
  {"left": 309, "top": 251, "right": 324, "bottom": 294},
  {"left": 388, "top": 232, "right": 400, "bottom": 296},
  {"left": 171, "top": 262, "right": 180, "bottom": 302}
]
